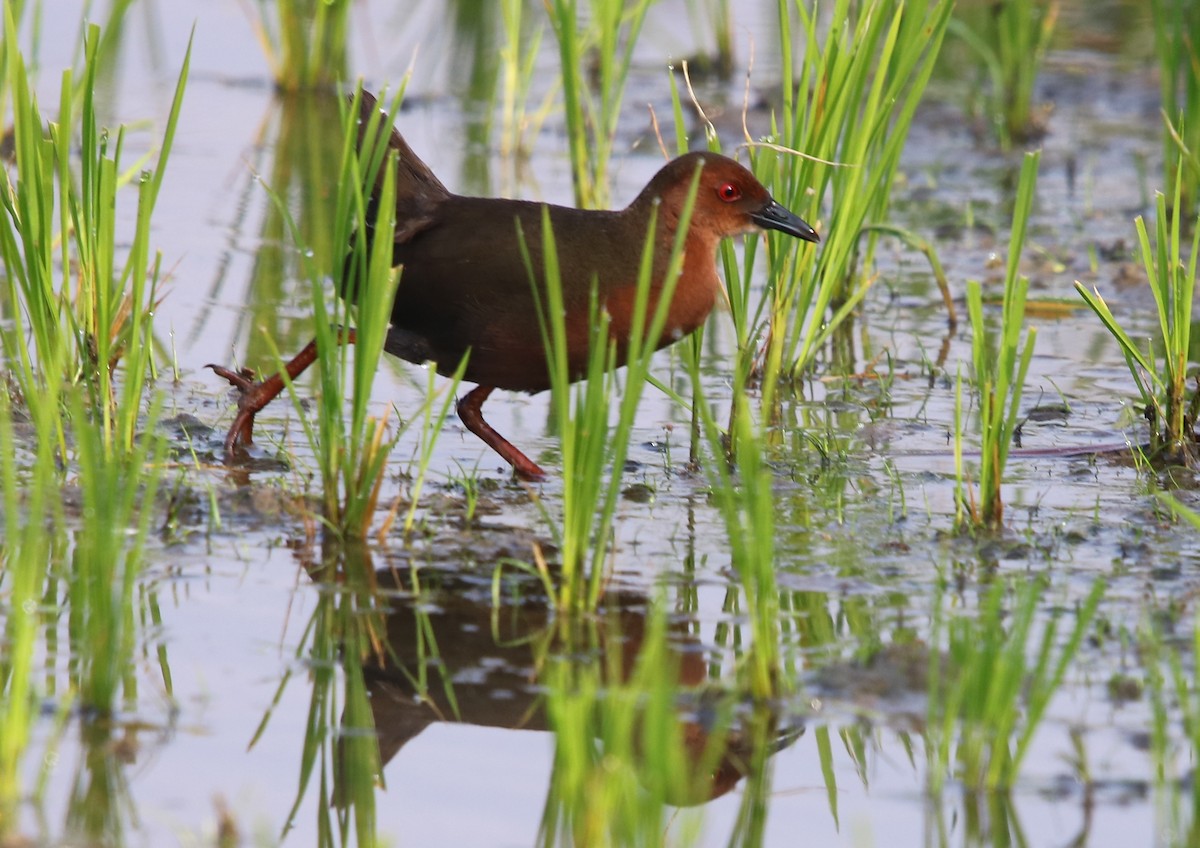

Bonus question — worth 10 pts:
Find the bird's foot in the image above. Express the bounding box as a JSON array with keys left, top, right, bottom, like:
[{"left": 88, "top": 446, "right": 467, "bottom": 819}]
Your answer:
[
  {"left": 207, "top": 363, "right": 284, "bottom": 459},
  {"left": 511, "top": 454, "right": 547, "bottom": 483}
]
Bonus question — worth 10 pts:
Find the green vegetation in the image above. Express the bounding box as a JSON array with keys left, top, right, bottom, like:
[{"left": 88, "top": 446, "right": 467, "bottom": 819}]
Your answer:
[
  {"left": 1143, "top": 569, "right": 1200, "bottom": 843},
  {"left": 0, "top": 18, "right": 188, "bottom": 454},
  {"left": 687, "top": 0, "right": 734, "bottom": 79},
  {"left": 254, "top": 546, "right": 384, "bottom": 845},
  {"left": 540, "top": 606, "right": 737, "bottom": 846},
  {"left": 1076, "top": 164, "right": 1200, "bottom": 464},
  {"left": 524, "top": 174, "right": 698, "bottom": 610},
  {"left": 498, "top": 0, "right": 551, "bottom": 158},
  {"left": 926, "top": 575, "right": 1103, "bottom": 793},
  {"left": 960, "top": 150, "right": 1040, "bottom": 529},
  {"left": 0, "top": 375, "right": 56, "bottom": 821},
  {"left": 67, "top": 394, "right": 167, "bottom": 713},
  {"left": 0, "top": 18, "right": 187, "bottom": 832},
  {"left": 256, "top": 87, "right": 466, "bottom": 541},
  {"left": 246, "top": 0, "right": 351, "bottom": 92},
  {"left": 763, "top": 0, "right": 953, "bottom": 393},
  {"left": 546, "top": 0, "right": 654, "bottom": 208},
  {"left": 950, "top": 0, "right": 1060, "bottom": 147},
  {"left": 689, "top": 381, "right": 785, "bottom": 699},
  {"left": 1150, "top": 0, "right": 1200, "bottom": 215},
  {"left": 6, "top": 2, "right": 1200, "bottom": 845}
]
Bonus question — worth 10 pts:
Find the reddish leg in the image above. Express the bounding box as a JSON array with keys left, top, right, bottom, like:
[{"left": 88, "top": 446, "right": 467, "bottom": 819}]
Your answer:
[
  {"left": 208, "top": 329, "right": 357, "bottom": 458},
  {"left": 457, "top": 385, "right": 546, "bottom": 482}
]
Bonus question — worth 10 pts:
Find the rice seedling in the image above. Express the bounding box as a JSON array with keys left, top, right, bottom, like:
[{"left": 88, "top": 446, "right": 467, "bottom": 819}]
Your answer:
[
  {"left": 1150, "top": 0, "right": 1200, "bottom": 215},
  {"left": 0, "top": 382, "right": 58, "bottom": 821},
  {"left": 0, "top": 13, "right": 186, "bottom": 816},
  {"left": 498, "top": 0, "right": 552, "bottom": 159},
  {"left": 1141, "top": 594, "right": 1200, "bottom": 840},
  {"left": 66, "top": 391, "right": 167, "bottom": 714},
  {"left": 252, "top": 88, "right": 423, "bottom": 541},
  {"left": 1075, "top": 163, "right": 1200, "bottom": 464},
  {"left": 546, "top": 0, "right": 654, "bottom": 208},
  {"left": 522, "top": 172, "right": 698, "bottom": 611},
  {"left": 949, "top": 0, "right": 1060, "bottom": 148},
  {"left": 64, "top": 719, "right": 137, "bottom": 844},
  {"left": 925, "top": 574, "right": 1103, "bottom": 794},
  {"left": 260, "top": 545, "right": 384, "bottom": 845},
  {"left": 0, "top": 18, "right": 190, "bottom": 455},
  {"left": 244, "top": 0, "right": 351, "bottom": 93},
  {"left": 692, "top": 388, "right": 784, "bottom": 700},
  {"left": 675, "top": 224, "right": 787, "bottom": 697},
  {"left": 538, "top": 606, "right": 726, "bottom": 846},
  {"left": 396, "top": 360, "right": 470, "bottom": 539},
  {"left": 765, "top": 0, "right": 953, "bottom": 390},
  {"left": 959, "top": 150, "right": 1040, "bottom": 530},
  {"left": 682, "top": 0, "right": 734, "bottom": 80},
  {"left": 226, "top": 93, "right": 351, "bottom": 379}
]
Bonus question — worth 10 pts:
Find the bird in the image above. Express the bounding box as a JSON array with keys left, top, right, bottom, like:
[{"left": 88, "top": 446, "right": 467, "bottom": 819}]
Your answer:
[{"left": 210, "top": 92, "right": 820, "bottom": 481}]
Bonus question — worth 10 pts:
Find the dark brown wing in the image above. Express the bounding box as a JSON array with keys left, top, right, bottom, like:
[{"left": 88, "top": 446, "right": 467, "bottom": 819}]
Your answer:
[
  {"left": 355, "top": 90, "right": 451, "bottom": 246},
  {"left": 386, "top": 197, "right": 638, "bottom": 393}
]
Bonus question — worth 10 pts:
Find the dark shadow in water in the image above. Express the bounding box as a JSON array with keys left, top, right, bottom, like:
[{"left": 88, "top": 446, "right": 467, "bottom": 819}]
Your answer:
[
  {"left": 275, "top": 535, "right": 804, "bottom": 843},
  {"left": 358, "top": 562, "right": 802, "bottom": 807}
]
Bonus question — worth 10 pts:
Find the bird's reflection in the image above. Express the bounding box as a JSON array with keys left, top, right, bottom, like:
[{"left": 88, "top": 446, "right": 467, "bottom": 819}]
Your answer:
[{"left": 297, "top": 540, "right": 801, "bottom": 808}]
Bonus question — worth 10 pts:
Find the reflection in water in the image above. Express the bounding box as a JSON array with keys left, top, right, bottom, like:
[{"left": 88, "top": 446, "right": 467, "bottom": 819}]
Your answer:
[
  {"left": 200, "top": 92, "right": 347, "bottom": 370},
  {"left": 64, "top": 721, "right": 135, "bottom": 846},
  {"left": 361, "top": 564, "right": 800, "bottom": 806},
  {"left": 275, "top": 538, "right": 804, "bottom": 845}
]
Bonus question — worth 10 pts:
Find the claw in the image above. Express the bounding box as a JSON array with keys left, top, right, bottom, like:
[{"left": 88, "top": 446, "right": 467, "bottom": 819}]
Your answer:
[
  {"left": 207, "top": 363, "right": 256, "bottom": 391},
  {"left": 206, "top": 363, "right": 276, "bottom": 456},
  {"left": 208, "top": 339, "right": 324, "bottom": 461}
]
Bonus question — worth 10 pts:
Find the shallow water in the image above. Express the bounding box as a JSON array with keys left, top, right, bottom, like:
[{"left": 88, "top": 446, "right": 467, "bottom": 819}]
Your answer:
[{"left": 7, "top": 1, "right": 1200, "bottom": 846}]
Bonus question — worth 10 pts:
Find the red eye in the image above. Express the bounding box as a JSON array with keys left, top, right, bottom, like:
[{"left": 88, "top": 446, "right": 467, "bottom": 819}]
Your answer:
[{"left": 718, "top": 182, "right": 741, "bottom": 202}]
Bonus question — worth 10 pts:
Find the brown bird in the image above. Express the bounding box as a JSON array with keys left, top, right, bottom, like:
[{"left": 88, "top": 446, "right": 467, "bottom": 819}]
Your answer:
[{"left": 211, "top": 93, "right": 819, "bottom": 480}]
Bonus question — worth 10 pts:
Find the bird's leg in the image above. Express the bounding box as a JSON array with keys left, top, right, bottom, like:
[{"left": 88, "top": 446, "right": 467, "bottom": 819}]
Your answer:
[
  {"left": 457, "top": 385, "right": 546, "bottom": 482},
  {"left": 208, "top": 328, "right": 358, "bottom": 458}
]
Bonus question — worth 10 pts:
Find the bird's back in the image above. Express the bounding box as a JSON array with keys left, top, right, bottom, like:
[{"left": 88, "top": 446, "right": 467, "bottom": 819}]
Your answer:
[{"left": 386, "top": 196, "right": 641, "bottom": 392}]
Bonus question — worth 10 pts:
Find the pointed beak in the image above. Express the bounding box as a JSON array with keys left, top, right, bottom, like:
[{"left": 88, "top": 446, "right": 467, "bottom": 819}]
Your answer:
[{"left": 751, "top": 199, "right": 820, "bottom": 243}]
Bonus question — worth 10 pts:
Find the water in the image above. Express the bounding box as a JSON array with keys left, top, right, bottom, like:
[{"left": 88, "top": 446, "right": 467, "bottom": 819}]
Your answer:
[{"left": 7, "top": 1, "right": 1197, "bottom": 845}]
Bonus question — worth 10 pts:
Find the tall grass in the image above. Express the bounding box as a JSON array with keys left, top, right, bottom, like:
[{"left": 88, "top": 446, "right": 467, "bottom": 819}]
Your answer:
[
  {"left": 259, "top": 88, "right": 412, "bottom": 540},
  {"left": 1141, "top": 563, "right": 1200, "bottom": 839},
  {"left": 0, "top": 381, "right": 58, "bottom": 820},
  {"left": 1075, "top": 163, "right": 1200, "bottom": 464},
  {"left": 0, "top": 14, "right": 186, "bottom": 811},
  {"left": 687, "top": 0, "right": 734, "bottom": 79},
  {"left": 0, "top": 17, "right": 189, "bottom": 455},
  {"left": 959, "top": 150, "right": 1040, "bottom": 530},
  {"left": 762, "top": 0, "right": 953, "bottom": 393},
  {"left": 256, "top": 544, "right": 384, "bottom": 845},
  {"left": 523, "top": 173, "right": 698, "bottom": 611},
  {"left": 949, "top": 0, "right": 1060, "bottom": 148},
  {"left": 546, "top": 0, "right": 654, "bottom": 208},
  {"left": 925, "top": 575, "right": 1103, "bottom": 793},
  {"left": 498, "top": 0, "right": 551, "bottom": 159},
  {"left": 690, "top": 385, "right": 784, "bottom": 700},
  {"left": 539, "top": 607, "right": 719, "bottom": 845},
  {"left": 245, "top": 0, "right": 351, "bottom": 92},
  {"left": 1150, "top": 0, "right": 1200, "bottom": 215},
  {"left": 229, "top": 93, "right": 349, "bottom": 374},
  {"left": 67, "top": 393, "right": 166, "bottom": 714}
]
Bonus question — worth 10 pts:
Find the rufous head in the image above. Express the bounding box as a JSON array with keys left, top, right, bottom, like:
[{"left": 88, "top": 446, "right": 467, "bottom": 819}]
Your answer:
[{"left": 633, "top": 152, "right": 820, "bottom": 244}]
